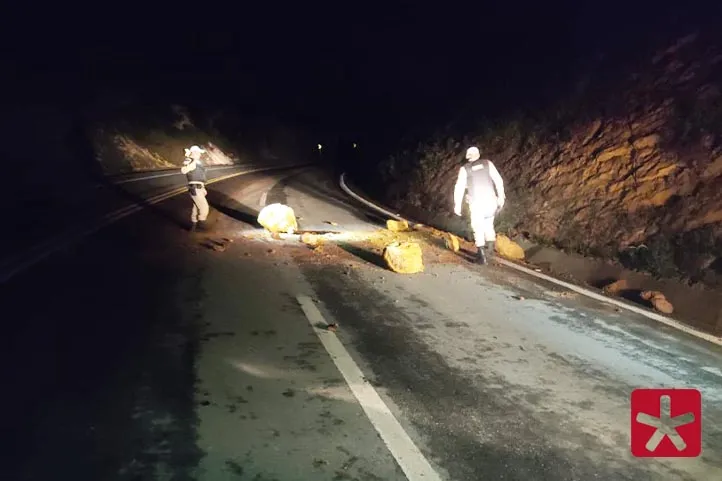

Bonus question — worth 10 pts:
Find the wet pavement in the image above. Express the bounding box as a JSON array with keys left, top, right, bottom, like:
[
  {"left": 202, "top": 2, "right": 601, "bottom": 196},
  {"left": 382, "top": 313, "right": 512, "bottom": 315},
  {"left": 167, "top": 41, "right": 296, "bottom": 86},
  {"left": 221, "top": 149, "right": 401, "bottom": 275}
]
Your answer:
[{"left": 2, "top": 166, "right": 721, "bottom": 480}]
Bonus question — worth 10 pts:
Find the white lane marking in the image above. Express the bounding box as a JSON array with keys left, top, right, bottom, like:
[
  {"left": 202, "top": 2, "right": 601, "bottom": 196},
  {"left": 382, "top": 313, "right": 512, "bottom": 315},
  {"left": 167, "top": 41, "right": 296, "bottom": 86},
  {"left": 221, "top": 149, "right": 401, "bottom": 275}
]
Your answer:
[
  {"left": 338, "top": 173, "right": 722, "bottom": 348},
  {"left": 296, "top": 295, "right": 443, "bottom": 481},
  {"left": 114, "top": 171, "right": 181, "bottom": 184},
  {"left": 0, "top": 165, "right": 309, "bottom": 283},
  {"left": 259, "top": 191, "right": 268, "bottom": 207}
]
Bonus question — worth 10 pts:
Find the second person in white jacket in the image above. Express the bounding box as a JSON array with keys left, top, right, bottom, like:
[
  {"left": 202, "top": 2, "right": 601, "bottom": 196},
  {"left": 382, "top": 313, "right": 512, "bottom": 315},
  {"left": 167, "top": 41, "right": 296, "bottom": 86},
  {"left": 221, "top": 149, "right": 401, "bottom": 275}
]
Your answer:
[{"left": 453, "top": 146, "right": 506, "bottom": 264}]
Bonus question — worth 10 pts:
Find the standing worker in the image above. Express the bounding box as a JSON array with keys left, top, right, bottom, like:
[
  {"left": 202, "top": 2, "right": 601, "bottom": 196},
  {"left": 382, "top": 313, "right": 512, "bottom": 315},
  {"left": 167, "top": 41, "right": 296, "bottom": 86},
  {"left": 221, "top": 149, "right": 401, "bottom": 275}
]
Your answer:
[
  {"left": 453, "top": 146, "right": 506, "bottom": 264},
  {"left": 181, "top": 145, "right": 209, "bottom": 232}
]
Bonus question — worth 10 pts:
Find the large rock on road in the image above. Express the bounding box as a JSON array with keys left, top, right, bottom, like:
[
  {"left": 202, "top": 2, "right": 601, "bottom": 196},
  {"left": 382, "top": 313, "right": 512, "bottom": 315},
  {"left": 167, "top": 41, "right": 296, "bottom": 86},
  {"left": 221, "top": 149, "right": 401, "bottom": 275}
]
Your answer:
[
  {"left": 257, "top": 203, "right": 298, "bottom": 234},
  {"left": 383, "top": 241, "right": 424, "bottom": 274}
]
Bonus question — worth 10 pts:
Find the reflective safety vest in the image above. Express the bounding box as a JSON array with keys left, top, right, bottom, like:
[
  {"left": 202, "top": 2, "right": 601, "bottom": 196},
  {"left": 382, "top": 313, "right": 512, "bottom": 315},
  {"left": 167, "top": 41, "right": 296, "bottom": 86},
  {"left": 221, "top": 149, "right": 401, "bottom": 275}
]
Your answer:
[
  {"left": 464, "top": 159, "right": 497, "bottom": 204},
  {"left": 185, "top": 160, "right": 207, "bottom": 183}
]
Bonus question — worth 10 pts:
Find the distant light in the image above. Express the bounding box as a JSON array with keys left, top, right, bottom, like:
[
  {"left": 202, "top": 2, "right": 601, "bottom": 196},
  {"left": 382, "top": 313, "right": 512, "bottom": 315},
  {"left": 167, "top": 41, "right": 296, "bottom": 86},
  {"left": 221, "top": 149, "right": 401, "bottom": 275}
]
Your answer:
[
  {"left": 353, "top": 143, "right": 358, "bottom": 149},
  {"left": 317, "top": 143, "right": 323, "bottom": 151}
]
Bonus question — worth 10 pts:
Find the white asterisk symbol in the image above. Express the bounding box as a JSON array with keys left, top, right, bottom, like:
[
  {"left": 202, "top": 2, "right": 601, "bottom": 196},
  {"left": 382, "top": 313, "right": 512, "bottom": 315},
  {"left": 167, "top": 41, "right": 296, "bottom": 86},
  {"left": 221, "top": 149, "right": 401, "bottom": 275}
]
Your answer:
[{"left": 636, "top": 394, "right": 696, "bottom": 451}]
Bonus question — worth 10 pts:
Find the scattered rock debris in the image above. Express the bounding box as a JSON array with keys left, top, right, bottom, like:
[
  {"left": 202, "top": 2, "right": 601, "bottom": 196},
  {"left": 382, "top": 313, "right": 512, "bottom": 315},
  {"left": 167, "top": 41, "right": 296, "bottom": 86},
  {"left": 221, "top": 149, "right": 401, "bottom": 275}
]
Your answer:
[
  {"left": 202, "top": 237, "right": 233, "bottom": 252},
  {"left": 313, "top": 459, "right": 328, "bottom": 468},
  {"left": 445, "top": 233, "right": 460, "bottom": 252},
  {"left": 641, "top": 290, "right": 674, "bottom": 314},
  {"left": 603, "top": 279, "right": 629, "bottom": 295},
  {"left": 546, "top": 290, "right": 576, "bottom": 299},
  {"left": 382, "top": 241, "right": 424, "bottom": 274},
  {"left": 300, "top": 232, "right": 325, "bottom": 249},
  {"left": 386, "top": 219, "right": 409, "bottom": 232}
]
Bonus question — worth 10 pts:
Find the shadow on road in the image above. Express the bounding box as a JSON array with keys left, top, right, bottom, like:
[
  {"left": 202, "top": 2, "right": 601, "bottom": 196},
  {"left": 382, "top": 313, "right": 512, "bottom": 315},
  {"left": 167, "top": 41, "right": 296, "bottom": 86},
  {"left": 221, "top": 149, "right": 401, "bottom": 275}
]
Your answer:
[
  {"left": 101, "top": 179, "right": 190, "bottom": 230},
  {"left": 337, "top": 242, "right": 387, "bottom": 269},
  {"left": 206, "top": 188, "right": 261, "bottom": 227},
  {"left": 457, "top": 247, "right": 478, "bottom": 263},
  {"left": 0, "top": 213, "right": 203, "bottom": 481},
  {"left": 268, "top": 169, "right": 388, "bottom": 226}
]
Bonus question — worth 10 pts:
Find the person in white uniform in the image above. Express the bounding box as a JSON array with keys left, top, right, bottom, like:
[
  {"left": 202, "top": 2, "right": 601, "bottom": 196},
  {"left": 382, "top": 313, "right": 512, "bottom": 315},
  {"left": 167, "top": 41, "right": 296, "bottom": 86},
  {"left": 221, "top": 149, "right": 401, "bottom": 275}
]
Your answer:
[
  {"left": 453, "top": 146, "right": 506, "bottom": 264},
  {"left": 181, "top": 145, "right": 210, "bottom": 232}
]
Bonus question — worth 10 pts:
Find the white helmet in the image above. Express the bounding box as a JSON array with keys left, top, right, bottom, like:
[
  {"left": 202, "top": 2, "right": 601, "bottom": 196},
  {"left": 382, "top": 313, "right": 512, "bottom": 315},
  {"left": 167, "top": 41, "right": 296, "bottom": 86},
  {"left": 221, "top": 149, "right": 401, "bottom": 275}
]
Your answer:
[
  {"left": 184, "top": 145, "right": 206, "bottom": 157},
  {"left": 465, "top": 146, "right": 480, "bottom": 161}
]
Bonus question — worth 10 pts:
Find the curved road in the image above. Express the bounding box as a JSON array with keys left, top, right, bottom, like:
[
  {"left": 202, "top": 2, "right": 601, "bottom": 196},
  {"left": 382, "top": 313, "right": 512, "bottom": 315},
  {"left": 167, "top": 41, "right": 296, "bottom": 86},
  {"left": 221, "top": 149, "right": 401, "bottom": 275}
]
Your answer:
[
  {"left": 1, "top": 166, "right": 721, "bottom": 481},
  {"left": 1, "top": 162, "right": 304, "bottom": 282}
]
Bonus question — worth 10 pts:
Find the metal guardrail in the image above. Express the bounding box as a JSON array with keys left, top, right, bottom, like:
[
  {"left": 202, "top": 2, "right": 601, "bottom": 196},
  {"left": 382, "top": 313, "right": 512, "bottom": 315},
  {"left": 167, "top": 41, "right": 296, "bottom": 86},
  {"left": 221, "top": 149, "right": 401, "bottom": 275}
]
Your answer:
[{"left": 338, "top": 172, "right": 722, "bottom": 348}]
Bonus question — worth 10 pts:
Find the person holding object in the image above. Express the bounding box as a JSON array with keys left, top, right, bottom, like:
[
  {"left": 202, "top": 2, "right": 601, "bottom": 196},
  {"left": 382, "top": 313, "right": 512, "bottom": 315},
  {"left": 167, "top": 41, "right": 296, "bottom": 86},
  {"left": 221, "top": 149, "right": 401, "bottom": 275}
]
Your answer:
[
  {"left": 453, "top": 146, "right": 506, "bottom": 264},
  {"left": 181, "top": 145, "right": 209, "bottom": 232}
]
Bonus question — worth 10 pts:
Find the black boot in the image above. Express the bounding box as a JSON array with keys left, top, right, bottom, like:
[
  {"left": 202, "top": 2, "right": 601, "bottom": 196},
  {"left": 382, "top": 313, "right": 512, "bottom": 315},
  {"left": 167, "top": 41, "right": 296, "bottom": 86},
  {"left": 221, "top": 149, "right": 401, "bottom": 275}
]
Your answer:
[{"left": 477, "top": 246, "right": 487, "bottom": 265}]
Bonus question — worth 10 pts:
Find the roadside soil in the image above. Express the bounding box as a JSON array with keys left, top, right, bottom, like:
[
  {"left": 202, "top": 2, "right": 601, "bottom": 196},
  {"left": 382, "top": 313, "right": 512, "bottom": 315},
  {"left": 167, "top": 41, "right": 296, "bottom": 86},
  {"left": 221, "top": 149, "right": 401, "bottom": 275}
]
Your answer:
[{"left": 344, "top": 179, "right": 722, "bottom": 338}]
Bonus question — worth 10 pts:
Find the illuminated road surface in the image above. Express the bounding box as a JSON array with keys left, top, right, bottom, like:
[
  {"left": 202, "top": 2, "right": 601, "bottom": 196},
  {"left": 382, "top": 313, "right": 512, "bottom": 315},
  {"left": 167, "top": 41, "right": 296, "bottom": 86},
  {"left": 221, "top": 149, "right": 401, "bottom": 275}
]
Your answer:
[{"left": 2, "top": 167, "right": 720, "bottom": 481}]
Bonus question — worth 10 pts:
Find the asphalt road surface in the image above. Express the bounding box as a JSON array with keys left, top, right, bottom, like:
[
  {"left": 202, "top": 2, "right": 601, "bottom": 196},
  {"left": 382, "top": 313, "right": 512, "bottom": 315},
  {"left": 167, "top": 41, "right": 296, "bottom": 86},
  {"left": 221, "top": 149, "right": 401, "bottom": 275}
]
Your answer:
[
  {"left": 2, "top": 166, "right": 721, "bottom": 481},
  {"left": 1, "top": 162, "right": 303, "bottom": 282}
]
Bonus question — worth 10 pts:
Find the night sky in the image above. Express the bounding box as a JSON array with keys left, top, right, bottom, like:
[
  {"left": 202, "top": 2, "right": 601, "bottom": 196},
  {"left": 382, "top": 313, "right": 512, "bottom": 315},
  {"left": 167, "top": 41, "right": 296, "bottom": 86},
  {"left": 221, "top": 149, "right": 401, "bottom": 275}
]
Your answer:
[{"left": 4, "top": 1, "right": 720, "bottom": 147}]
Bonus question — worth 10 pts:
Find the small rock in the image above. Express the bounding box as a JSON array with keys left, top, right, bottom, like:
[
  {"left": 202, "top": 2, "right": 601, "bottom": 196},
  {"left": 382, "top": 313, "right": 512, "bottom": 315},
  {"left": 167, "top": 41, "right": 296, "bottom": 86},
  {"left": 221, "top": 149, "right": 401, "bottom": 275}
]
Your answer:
[
  {"left": 603, "top": 279, "right": 628, "bottom": 295},
  {"left": 324, "top": 220, "right": 339, "bottom": 226},
  {"left": 495, "top": 234, "right": 525, "bottom": 260},
  {"left": 386, "top": 219, "right": 409, "bottom": 232},
  {"left": 640, "top": 290, "right": 673, "bottom": 314},
  {"left": 327, "top": 323, "right": 338, "bottom": 332},
  {"left": 444, "top": 233, "right": 460, "bottom": 252},
  {"left": 301, "top": 232, "right": 324, "bottom": 248},
  {"left": 640, "top": 290, "right": 665, "bottom": 301},
  {"left": 212, "top": 244, "right": 227, "bottom": 252},
  {"left": 651, "top": 297, "right": 674, "bottom": 314}
]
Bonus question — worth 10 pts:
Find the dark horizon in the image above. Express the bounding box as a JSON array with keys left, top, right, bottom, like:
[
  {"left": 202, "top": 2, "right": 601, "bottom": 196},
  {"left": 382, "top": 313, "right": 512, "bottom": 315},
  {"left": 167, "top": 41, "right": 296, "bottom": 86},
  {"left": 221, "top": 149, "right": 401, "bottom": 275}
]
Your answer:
[{"left": 4, "top": 1, "right": 721, "bottom": 146}]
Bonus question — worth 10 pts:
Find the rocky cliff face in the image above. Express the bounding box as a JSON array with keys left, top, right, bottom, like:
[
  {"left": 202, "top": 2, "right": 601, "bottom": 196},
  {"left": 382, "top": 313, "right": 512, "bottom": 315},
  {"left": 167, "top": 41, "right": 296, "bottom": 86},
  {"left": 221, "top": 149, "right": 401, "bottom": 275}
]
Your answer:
[
  {"left": 89, "top": 104, "right": 239, "bottom": 174},
  {"left": 376, "top": 32, "right": 722, "bottom": 286},
  {"left": 82, "top": 100, "right": 315, "bottom": 176}
]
